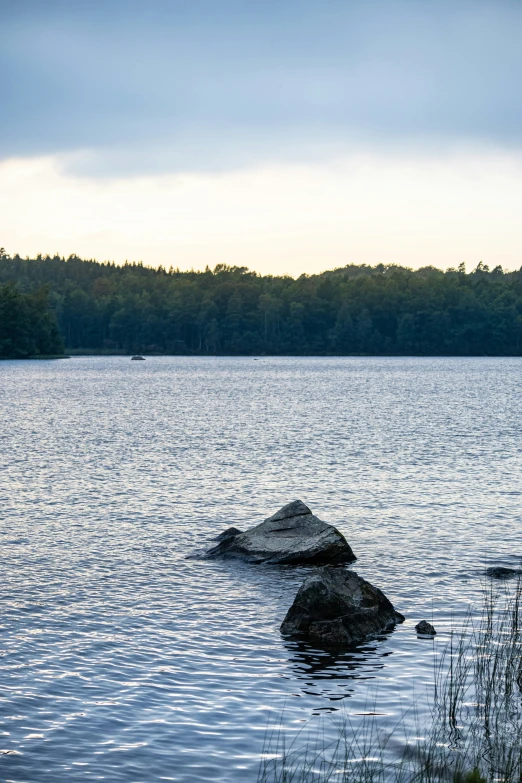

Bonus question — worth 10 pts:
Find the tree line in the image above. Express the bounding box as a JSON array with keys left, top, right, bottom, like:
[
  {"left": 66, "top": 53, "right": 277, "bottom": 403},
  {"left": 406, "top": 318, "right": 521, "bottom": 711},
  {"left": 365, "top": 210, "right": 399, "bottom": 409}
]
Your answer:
[
  {"left": 0, "top": 279, "right": 64, "bottom": 358},
  {"left": 1, "top": 248, "right": 522, "bottom": 356}
]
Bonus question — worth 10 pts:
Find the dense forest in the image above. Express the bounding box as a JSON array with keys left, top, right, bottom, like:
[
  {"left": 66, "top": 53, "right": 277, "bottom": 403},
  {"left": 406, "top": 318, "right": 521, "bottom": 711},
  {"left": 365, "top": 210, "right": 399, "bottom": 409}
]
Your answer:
[
  {"left": 0, "top": 279, "right": 64, "bottom": 358},
  {"left": 1, "top": 248, "right": 522, "bottom": 356}
]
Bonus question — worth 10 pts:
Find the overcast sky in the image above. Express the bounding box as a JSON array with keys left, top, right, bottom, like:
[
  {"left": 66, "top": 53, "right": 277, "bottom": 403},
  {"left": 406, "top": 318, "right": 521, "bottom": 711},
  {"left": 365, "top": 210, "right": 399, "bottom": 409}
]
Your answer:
[{"left": 1, "top": 0, "right": 522, "bottom": 273}]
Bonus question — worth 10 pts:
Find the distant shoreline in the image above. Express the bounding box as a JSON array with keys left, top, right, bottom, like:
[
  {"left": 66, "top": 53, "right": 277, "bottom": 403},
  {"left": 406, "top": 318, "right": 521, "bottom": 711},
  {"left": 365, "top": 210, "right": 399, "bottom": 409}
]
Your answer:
[
  {"left": 3, "top": 351, "right": 522, "bottom": 360},
  {"left": 0, "top": 354, "right": 70, "bottom": 361},
  {"left": 4, "top": 254, "right": 522, "bottom": 359},
  {"left": 11, "top": 351, "right": 522, "bottom": 359}
]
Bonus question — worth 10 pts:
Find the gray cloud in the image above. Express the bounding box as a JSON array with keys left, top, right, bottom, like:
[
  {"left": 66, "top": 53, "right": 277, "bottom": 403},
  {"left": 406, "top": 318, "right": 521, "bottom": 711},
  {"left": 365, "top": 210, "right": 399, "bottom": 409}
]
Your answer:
[{"left": 1, "top": 0, "right": 521, "bottom": 175}]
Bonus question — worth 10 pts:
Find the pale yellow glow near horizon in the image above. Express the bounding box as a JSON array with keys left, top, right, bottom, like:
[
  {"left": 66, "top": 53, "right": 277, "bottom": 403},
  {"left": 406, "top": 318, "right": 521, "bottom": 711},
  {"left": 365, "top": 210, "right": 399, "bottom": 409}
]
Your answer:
[{"left": 1, "top": 148, "right": 521, "bottom": 275}]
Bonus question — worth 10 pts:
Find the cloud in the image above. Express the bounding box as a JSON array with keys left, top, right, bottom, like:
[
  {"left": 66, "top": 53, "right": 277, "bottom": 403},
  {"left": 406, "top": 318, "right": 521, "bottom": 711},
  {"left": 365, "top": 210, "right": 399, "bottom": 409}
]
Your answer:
[
  {"left": 2, "top": 148, "right": 522, "bottom": 273},
  {"left": 1, "top": 0, "right": 522, "bottom": 176}
]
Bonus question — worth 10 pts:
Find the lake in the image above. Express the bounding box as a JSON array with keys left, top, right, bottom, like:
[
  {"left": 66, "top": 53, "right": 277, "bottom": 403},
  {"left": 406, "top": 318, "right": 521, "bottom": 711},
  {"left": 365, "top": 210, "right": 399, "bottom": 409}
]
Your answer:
[{"left": 1, "top": 356, "right": 522, "bottom": 782}]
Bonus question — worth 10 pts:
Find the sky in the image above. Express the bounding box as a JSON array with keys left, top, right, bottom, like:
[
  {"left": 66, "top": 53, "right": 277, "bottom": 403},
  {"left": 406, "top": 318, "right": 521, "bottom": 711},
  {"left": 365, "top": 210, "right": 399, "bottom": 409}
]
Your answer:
[{"left": 1, "top": 0, "right": 522, "bottom": 275}]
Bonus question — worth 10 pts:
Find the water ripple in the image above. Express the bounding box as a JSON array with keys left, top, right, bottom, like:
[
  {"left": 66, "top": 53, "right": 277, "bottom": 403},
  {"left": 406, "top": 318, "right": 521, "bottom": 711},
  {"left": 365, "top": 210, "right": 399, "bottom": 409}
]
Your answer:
[{"left": 1, "top": 356, "right": 521, "bottom": 781}]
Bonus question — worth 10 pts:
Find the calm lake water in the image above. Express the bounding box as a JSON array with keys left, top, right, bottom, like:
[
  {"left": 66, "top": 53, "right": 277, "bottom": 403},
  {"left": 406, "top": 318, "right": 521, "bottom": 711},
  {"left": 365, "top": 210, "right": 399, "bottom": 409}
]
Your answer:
[{"left": 1, "top": 356, "right": 522, "bottom": 782}]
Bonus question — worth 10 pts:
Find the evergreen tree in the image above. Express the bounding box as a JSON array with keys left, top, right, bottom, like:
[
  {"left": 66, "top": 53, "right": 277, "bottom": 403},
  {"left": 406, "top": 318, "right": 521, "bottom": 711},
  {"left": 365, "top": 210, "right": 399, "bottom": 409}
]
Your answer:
[{"left": 2, "top": 251, "right": 522, "bottom": 356}]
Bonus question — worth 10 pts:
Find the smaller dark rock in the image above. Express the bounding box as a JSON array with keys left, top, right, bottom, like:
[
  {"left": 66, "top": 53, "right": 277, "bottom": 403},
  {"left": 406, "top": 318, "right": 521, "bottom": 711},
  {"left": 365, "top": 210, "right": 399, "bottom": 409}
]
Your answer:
[
  {"left": 131, "top": 355, "right": 145, "bottom": 360},
  {"left": 415, "top": 620, "right": 436, "bottom": 635},
  {"left": 215, "top": 527, "right": 243, "bottom": 541},
  {"left": 486, "top": 566, "right": 521, "bottom": 580}
]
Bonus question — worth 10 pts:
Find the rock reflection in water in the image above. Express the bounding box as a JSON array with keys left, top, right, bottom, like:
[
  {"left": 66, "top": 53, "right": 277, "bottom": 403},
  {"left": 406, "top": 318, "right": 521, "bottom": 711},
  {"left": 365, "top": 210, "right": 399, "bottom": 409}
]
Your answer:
[{"left": 283, "top": 638, "right": 393, "bottom": 711}]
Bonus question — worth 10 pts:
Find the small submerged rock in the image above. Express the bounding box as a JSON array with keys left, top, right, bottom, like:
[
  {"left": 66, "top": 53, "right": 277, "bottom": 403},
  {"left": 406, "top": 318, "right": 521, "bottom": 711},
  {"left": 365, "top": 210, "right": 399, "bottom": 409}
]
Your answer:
[
  {"left": 415, "top": 620, "right": 436, "bottom": 636},
  {"left": 486, "top": 566, "right": 522, "bottom": 579},
  {"left": 131, "top": 355, "right": 145, "bottom": 360},
  {"left": 205, "top": 500, "right": 356, "bottom": 565},
  {"left": 280, "top": 566, "right": 404, "bottom": 649},
  {"left": 215, "top": 527, "right": 243, "bottom": 541}
]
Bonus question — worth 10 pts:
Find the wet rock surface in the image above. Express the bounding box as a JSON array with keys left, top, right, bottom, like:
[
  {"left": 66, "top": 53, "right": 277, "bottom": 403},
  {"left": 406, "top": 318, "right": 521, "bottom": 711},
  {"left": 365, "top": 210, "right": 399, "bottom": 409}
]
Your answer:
[
  {"left": 415, "top": 620, "right": 436, "bottom": 635},
  {"left": 215, "top": 527, "right": 243, "bottom": 541},
  {"left": 280, "top": 566, "right": 404, "bottom": 648},
  {"left": 206, "top": 500, "right": 356, "bottom": 565}
]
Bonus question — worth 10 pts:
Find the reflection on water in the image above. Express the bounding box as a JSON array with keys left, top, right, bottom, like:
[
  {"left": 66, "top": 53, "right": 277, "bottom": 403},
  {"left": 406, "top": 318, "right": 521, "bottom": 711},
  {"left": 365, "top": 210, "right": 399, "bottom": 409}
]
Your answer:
[
  {"left": 1, "top": 356, "right": 522, "bottom": 782},
  {"left": 283, "top": 639, "right": 394, "bottom": 712},
  {"left": 285, "top": 639, "right": 390, "bottom": 678}
]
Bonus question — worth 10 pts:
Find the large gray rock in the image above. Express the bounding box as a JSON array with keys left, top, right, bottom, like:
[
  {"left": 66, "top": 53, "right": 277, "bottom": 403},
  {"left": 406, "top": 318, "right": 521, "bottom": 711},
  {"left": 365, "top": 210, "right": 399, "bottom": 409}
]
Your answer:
[
  {"left": 205, "top": 500, "right": 355, "bottom": 565},
  {"left": 280, "top": 567, "right": 404, "bottom": 648}
]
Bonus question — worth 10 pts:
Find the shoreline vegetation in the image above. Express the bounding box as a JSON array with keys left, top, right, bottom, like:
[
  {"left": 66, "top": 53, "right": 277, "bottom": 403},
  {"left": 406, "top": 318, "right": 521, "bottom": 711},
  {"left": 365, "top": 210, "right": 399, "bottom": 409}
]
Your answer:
[
  {"left": 259, "top": 578, "right": 522, "bottom": 783},
  {"left": 0, "top": 279, "right": 64, "bottom": 359},
  {"left": 2, "top": 250, "right": 522, "bottom": 358}
]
